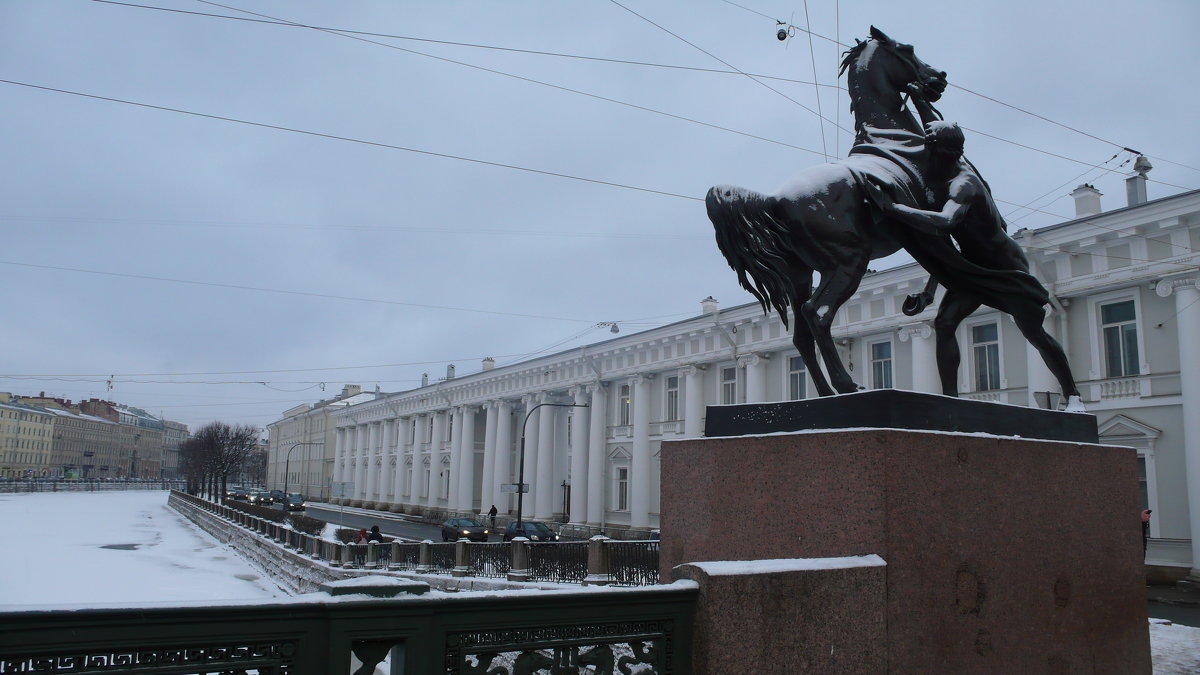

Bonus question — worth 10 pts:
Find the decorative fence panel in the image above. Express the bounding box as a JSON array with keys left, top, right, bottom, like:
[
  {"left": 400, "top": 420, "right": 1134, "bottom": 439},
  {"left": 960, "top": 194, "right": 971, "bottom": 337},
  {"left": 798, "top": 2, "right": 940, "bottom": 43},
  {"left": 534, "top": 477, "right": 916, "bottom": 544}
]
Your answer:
[
  {"left": 609, "top": 540, "right": 661, "bottom": 586},
  {"left": 527, "top": 542, "right": 589, "bottom": 584},
  {"left": 469, "top": 542, "right": 512, "bottom": 579}
]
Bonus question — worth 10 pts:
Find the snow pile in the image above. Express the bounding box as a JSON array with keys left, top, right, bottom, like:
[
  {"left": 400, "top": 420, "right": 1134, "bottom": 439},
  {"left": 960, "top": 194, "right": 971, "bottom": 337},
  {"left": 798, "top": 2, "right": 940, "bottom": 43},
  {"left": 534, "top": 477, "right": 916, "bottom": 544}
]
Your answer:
[{"left": 1149, "top": 619, "right": 1200, "bottom": 674}]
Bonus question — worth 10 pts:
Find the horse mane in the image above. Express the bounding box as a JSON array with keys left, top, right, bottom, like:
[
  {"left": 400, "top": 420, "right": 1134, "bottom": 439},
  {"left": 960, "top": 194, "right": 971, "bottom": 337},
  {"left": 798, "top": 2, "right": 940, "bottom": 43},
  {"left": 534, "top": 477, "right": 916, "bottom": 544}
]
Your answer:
[
  {"left": 706, "top": 187, "right": 800, "bottom": 329},
  {"left": 838, "top": 39, "right": 870, "bottom": 77}
]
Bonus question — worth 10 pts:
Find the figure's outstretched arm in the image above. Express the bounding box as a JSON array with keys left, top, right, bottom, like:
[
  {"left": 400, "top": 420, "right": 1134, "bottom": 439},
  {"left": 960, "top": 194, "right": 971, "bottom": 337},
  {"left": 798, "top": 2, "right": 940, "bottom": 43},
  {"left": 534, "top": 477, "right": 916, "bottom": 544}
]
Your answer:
[{"left": 906, "top": 83, "right": 941, "bottom": 127}]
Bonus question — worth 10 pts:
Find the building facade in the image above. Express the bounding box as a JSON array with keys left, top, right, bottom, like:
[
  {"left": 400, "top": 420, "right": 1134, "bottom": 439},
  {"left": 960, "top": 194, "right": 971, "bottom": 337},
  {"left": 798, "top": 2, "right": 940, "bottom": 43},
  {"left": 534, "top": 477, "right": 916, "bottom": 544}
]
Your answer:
[
  {"left": 287, "top": 184, "right": 1197, "bottom": 577},
  {"left": 0, "top": 396, "right": 56, "bottom": 479},
  {"left": 265, "top": 385, "right": 379, "bottom": 499}
]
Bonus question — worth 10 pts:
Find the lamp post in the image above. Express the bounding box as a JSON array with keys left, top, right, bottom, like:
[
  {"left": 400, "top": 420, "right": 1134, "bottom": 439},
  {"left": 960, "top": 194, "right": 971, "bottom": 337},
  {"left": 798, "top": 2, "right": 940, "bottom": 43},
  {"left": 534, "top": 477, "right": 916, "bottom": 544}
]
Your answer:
[
  {"left": 516, "top": 402, "right": 588, "bottom": 529},
  {"left": 283, "top": 442, "right": 323, "bottom": 496}
]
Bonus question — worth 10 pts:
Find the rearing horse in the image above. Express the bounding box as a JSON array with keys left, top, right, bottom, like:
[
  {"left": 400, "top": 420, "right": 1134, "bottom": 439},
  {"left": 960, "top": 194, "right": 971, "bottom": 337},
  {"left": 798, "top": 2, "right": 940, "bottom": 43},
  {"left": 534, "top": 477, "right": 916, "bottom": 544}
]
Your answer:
[{"left": 706, "top": 27, "right": 946, "bottom": 396}]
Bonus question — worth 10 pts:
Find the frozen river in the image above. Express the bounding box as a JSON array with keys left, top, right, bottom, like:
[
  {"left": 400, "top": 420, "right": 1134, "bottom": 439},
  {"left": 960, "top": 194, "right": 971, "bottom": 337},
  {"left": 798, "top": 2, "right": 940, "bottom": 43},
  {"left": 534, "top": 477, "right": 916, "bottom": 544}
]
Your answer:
[{"left": 0, "top": 489, "right": 287, "bottom": 607}]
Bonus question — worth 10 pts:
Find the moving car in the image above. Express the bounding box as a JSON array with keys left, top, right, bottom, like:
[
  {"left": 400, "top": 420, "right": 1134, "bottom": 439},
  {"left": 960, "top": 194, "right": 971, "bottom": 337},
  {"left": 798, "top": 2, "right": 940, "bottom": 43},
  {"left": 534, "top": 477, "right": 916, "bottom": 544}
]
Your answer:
[
  {"left": 283, "top": 493, "right": 305, "bottom": 511},
  {"left": 268, "top": 489, "right": 286, "bottom": 504},
  {"left": 441, "top": 518, "right": 489, "bottom": 542},
  {"left": 247, "top": 490, "right": 271, "bottom": 505},
  {"left": 502, "top": 521, "right": 559, "bottom": 542}
]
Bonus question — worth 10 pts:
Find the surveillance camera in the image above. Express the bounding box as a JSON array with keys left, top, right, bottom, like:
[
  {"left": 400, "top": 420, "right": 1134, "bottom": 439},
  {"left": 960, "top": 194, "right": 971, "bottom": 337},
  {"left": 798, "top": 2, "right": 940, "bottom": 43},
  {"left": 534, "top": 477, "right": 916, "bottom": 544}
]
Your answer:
[{"left": 777, "top": 28, "right": 788, "bottom": 41}]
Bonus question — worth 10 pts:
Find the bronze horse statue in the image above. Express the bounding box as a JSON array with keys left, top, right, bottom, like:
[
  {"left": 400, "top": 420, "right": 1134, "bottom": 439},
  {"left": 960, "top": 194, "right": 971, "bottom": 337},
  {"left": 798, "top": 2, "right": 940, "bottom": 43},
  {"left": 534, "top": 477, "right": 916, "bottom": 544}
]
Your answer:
[{"left": 707, "top": 27, "right": 947, "bottom": 396}]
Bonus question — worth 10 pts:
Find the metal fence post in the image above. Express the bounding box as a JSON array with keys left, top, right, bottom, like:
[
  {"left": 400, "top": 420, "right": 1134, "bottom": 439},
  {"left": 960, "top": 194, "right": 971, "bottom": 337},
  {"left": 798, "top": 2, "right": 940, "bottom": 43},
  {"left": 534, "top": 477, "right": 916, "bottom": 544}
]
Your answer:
[
  {"left": 507, "top": 538, "right": 530, "bottom": 582},
  {"left": 453, "top": 539, "right": 471, "bottom": 577},
  {"left": 584, "top": 535, "right": 612, "bottom": 586}
]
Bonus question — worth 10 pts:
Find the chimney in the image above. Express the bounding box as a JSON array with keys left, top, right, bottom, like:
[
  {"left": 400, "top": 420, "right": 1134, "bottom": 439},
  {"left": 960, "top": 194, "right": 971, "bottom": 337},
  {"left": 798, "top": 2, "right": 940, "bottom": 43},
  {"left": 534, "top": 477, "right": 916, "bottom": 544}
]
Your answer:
[
  {"left": 421, "top": 373, "right": 430, "bottom": 387},
  {"left": 340, "top": 384, "right": 361, "bottom": 398},
  {"left": 482, "top": 357, "right": 495, "bottom": 371},
  {"left": 446, "top": 364, "right": 456, "bottom": 380},
  {"left": 701, "top": 295, "right": 719, "bottom": 314},
  {"left": 1126, "top": 155, "right": 1152, "bottom": 207},
  {"left": 1070, "top": 184, "right": 1102, "bottom": 218}
]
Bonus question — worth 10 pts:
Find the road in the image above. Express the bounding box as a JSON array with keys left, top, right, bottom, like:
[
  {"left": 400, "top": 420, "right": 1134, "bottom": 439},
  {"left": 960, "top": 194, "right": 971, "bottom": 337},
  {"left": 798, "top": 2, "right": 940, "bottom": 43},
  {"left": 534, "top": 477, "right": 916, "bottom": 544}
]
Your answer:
[{"left": 301, "top": 503, "right": 449, "bottom": 542}]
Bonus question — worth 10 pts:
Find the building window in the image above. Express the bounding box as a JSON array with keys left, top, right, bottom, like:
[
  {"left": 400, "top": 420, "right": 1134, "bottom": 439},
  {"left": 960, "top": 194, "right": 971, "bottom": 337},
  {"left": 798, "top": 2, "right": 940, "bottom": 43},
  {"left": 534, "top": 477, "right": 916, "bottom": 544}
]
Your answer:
[
  {"left": 721, "top": 366, "right": 738, "bottom": 404},
  {"left": 664, "top": 376, "right": 680, "bottom": 421},
  {"left": 971, "top": 323, "right": 1001, "bottom": 391},
  {"left": 615, "top": 466, "right": 629, "bottom": 511},
  {"left": 618, "top": 384, "right": 631, "bottom": 425},
  {"left": 788, "top": 356, "right": 807, "bottom": 400},
  {"left": 1101, "top": 300, "right": 1139, "bottom": 377},
  {"left": 870, "top": 341, "right": 893, "bottom": 389}
]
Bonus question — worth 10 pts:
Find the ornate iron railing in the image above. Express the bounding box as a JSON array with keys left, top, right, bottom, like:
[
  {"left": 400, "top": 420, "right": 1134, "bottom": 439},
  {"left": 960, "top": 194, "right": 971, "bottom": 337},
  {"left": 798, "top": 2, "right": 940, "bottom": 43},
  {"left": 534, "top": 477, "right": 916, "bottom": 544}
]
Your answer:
[
  {"left": 528, "top": 542, "right": 589, "bottom": 584},
  {"left": 468, "top": 542, "right": 512, "bottom": 579},
  {"left": 0, "top": 479, "right": 185, "bottom": 494},
  {"left": 0, "top": 584, "right": 696, "bottom": 674},
  {"left": 428, "top": 542, "right": 456, "bottom": 572},
  {"left": 391, "top": 542, "right": 421, "bottom": 571},
  {"left": 609, "top": 540, "right": 661, "bottom": 586}
]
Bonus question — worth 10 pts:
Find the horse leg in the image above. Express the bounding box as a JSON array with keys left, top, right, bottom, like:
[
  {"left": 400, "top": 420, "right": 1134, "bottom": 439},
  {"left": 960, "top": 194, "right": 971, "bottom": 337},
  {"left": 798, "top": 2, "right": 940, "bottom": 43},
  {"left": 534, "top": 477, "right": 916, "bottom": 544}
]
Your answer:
[
  {"left": 789, "top": 269, "right": 836, "bottom": 396},
  {"left": 1012, "top": 305, "right": 1081, "bottom": 399},
  {"left": 803, "top": 263, "right": 869, "bottom": 394},
  {"left": 932, "top": 290, "right": 980, "bottom": 397}
]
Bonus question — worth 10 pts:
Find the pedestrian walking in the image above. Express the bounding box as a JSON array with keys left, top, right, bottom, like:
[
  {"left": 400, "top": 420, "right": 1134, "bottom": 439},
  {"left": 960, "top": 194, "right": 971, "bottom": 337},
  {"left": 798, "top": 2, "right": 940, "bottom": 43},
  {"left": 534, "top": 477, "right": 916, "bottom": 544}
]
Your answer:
[
  {"left": 488, "top": 504, "right": 498, "bottom": 529},
  {"left": 1142, "top": 509, "right": 1152, "bottom": 554}
]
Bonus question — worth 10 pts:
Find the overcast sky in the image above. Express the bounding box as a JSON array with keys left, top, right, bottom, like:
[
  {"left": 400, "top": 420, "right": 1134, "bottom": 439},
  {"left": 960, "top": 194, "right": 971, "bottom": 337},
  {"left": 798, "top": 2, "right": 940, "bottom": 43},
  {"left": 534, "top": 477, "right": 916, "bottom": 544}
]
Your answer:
[{"left": 2, "top": 0, "right": 1197, "bottom": 432}]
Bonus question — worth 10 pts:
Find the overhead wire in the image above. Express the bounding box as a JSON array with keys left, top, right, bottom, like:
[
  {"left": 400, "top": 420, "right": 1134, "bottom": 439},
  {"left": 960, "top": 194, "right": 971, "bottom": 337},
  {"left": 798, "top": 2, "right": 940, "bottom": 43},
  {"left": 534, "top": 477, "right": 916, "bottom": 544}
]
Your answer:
[
  {"left": 800, "top": 0, "right": 829, "bottom": 161},
  {"left": 0, "top": 79, "right": 702, "bottom": 202}
]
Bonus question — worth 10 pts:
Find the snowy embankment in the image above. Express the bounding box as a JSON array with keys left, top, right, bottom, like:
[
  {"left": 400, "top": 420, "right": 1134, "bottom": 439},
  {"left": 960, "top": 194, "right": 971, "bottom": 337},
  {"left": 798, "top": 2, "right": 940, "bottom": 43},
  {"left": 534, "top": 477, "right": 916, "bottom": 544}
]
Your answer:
[
  {"left": 0, "top": 490, "right": 287, "bottom": 606},
  {"left": 0, "top": 491, "right": 1196, "bottom": 674}
]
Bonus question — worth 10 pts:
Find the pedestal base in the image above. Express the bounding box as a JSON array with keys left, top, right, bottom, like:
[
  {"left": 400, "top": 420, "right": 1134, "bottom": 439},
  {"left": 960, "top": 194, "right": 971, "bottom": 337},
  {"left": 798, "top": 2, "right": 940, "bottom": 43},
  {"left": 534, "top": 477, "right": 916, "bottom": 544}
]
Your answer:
[{"left": 661, "top": 428, "right": 1149, "bottom": 673}]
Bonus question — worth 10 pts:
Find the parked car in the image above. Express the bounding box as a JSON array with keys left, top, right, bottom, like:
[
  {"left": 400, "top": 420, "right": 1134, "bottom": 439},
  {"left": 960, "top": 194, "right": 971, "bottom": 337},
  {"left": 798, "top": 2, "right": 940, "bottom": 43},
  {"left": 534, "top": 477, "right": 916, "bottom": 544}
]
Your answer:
[
  {"left": 502, "top": 521, "right": 559, "bottom": 542},
  {"left": 441, "top": 518, "right": 490, "bottom": 542},
  {"left": 268, "top": 489, "right": 285, "bottom": 504},
  {"left": 283, "top": 493, "right": 305, "bottom": 511},
  {"left": 247, "top": 491, "right": 270, "bottom": 505}
]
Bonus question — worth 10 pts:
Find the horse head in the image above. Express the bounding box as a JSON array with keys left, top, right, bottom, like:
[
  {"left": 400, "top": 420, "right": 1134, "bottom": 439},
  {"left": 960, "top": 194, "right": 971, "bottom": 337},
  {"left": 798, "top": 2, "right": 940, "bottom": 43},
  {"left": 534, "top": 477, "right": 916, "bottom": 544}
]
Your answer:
[{"left": 841, "top": 27, "right": 947, "bottom": 135}]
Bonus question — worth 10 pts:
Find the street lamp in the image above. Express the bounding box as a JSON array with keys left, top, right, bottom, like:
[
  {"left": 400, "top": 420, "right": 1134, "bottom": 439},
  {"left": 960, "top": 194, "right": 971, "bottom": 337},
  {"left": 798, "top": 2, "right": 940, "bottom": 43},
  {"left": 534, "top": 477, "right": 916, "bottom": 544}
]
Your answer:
[
  {"left": 283, "top": 442, "right": 323, "bottom": 496},
  {"left": 516, "top": 402, "right": 588, "bottom": 529}
]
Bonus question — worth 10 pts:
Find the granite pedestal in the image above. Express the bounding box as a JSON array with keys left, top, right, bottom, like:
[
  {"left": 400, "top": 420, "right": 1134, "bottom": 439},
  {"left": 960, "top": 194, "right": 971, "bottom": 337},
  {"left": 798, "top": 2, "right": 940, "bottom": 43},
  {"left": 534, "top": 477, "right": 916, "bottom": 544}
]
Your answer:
[{"left": 661, "top": 428, "right": 1150, "bottom": 673}]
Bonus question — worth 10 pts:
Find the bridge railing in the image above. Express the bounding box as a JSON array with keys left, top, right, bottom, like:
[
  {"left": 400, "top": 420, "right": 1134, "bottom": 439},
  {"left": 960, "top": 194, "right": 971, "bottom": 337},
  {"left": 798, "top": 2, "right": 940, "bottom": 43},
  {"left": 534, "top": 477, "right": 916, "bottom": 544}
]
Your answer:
[
  {"left": 0, "top": 582, "right": 696, "bottom": 675},
  {"left": 170, "top": 491, "right": 661, "bottom": 587}
]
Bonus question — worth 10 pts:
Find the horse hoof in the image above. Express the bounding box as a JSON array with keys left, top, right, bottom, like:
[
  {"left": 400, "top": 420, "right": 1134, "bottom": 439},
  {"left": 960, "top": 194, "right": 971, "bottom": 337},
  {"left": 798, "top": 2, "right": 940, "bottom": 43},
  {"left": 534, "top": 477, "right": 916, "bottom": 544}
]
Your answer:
[{"left": 902, "top": 293, "right": 929, "bottom": 316}]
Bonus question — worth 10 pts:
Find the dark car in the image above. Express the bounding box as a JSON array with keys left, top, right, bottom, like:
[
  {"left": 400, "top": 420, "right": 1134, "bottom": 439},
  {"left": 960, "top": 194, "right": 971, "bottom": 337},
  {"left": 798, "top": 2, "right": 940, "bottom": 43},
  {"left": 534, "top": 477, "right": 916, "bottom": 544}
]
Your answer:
[
  {"left": 247, "top": 490, "right": 270, "bottom": 505},
  {"left": 441, "top": 518, "right": 490, "bottom": 542},
  {"left": 283, "top": 493, "right": 305, "bottom": 511},
  {"left": 268, "top": 489, "right": 285, "bottom": 504},
  {"left": 231, "top": 488, "right": 249, "bottom": 501},
  {"left": 502, "top": 521, "right": 559, "bottom": 542}
]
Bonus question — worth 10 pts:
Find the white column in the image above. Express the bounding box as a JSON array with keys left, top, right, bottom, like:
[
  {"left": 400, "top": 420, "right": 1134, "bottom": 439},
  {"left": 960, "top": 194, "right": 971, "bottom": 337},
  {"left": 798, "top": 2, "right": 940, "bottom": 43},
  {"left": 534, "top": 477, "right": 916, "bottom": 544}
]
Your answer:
[
  {"left": 408, "top": 416, "right": 423, "bottom": 506},
  {"left": 569, "top": 387, "right": 591, "bottom": 524},
  {"left": 742, "top": 354, "right": 768, "bottom": 403},
  {"left": 427, "top": 411, "right": 445, "bottom": 507},
  {"left": 631, "top": 375, "right": 653, "bottom": 528},
  {"left": 457, "top": 406, "right": 477, "bottom": 512},
  {"left": 391, "top": 417, "right": 408, "bottom": 510},
  {"left": 494, "top": 400, "right": 513, "bottom": 513},
  {"left": 480, "top": 403, "right": 498, "bottom": 514},
  {"left": 353, "top": 424, "right": 368, "bottom": 504},
  {"left": 534, "top": 397, "right": 557, "bottom": 520},
  {"left": 684, "top": 365, "right": 706, "bottom": 437},
  {"left": 1158, "top": 277, "right": 1200, "bottom": 580},
  {"left": 332, "top": 428, "right": 346, "bottom": 484},
  {"left": 364, "top": 422, "right": 380, "bottom": 506},
  {"left": 520, "top": 396, "right": 539, "bottom": 520},
  {"left": 586, "top": 382, "right": 608, "bottom": 525},
  {"left": 448, "top": 407, "right": 466, "bottom": 510},
  {"left": 900, "top": 323, "right": 939, "bottom": 394}
]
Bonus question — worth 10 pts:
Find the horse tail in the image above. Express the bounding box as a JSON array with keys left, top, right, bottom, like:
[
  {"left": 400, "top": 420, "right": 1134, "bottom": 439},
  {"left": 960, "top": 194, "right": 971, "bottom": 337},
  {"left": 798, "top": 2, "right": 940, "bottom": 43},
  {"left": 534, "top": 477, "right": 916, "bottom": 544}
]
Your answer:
[{"left": 706, "top": 185, "right": 800, "bottom": 329}]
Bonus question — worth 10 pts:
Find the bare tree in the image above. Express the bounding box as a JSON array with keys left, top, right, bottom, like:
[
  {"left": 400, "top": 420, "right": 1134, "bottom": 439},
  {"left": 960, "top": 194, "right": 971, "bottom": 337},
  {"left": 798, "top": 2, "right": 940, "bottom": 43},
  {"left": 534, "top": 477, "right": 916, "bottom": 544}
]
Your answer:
[{"left": 186, "top": 422, "right": 259, "bottom": 502}]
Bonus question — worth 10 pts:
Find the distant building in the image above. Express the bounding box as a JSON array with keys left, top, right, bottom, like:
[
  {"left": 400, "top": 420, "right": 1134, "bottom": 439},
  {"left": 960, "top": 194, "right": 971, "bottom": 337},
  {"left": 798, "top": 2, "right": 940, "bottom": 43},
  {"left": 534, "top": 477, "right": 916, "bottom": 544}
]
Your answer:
[
  {"left": 310, "top": 184, "right": 1200, "bottom": 581},
  {"left": 0, "top": 393, "right": 186, "bottom": 479},
  {"left": 161, "top": 421, "right": 189, "bottom": 479},
  {"left": 0, "top": 395, "right": 56, "bottom": 478},
  {"left": 265, "top": 385, "right": 379, "bottom": 499}
]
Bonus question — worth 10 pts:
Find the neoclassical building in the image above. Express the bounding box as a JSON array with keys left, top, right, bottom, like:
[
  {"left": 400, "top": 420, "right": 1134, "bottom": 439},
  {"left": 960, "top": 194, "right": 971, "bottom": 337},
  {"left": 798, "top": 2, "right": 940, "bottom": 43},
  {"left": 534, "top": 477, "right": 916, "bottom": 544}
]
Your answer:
[{"left": 312, "top": 181, "right": 1199, "bottom": 578}]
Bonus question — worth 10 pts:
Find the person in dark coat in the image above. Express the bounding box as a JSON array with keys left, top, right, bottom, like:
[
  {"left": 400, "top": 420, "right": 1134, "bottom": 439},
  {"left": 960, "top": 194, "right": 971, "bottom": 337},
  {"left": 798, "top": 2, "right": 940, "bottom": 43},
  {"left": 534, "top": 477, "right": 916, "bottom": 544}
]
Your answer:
[
  {"left": 1142, "top": 510, "right": 1152, "bottom": 554},
  {"left": 368, "top": 525, "right": 384, "bottom": 543},
  {"left": 488, "top": 505, "right": 498, "bottom": 529}
]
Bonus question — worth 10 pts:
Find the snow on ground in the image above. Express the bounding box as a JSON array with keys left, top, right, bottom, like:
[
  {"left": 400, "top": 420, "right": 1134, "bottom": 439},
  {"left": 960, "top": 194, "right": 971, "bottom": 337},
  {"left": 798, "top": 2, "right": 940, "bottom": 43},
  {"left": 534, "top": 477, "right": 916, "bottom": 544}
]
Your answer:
[
  {"left": 0, "top": 491, "right": 1196, "bottom": 674},
  {"left": 0, "top": 490, "right": 287, "bottom": 607}
]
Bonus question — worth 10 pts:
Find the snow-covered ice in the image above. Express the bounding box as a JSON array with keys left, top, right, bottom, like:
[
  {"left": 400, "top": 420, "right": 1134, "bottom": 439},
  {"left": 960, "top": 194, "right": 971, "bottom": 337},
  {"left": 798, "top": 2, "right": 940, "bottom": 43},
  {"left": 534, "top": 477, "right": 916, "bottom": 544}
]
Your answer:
[{"left": 0, "top": 490, "right": 287, "bottom": 607}]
